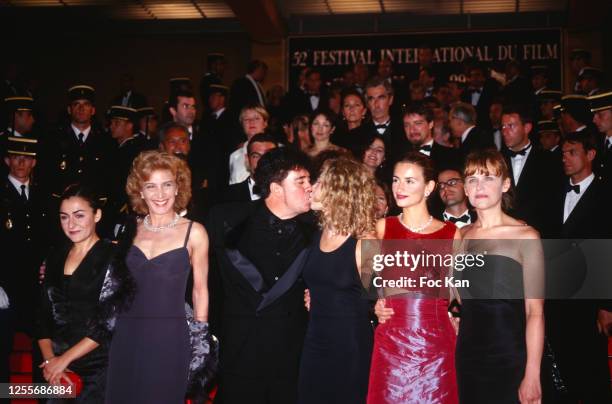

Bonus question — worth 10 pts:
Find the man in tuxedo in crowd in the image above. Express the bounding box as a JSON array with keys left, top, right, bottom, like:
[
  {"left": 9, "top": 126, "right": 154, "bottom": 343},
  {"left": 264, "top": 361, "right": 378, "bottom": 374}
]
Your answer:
[
  {"left": 377, "top": 57, "right": 407, "bottom": 113},
  {"left": 169, "top": 89, "right": 198, "bottom": 140},
  {"left": 449, "top": 102, "right": 494, "bottom": 156},
  {"left": 435, "top": 168, "right": 476, "bottom": 228},
  {"left": 200, "top": 84, "right": 237, "bottom": 199},
  {"left": 544, "top": 130, "right": 612, "bottom": 403},
  {"left": 110, "top": 73, "right": 147, "bottom": 109},
  {"left": 589, "top": 90, "right": 612, "bottom": 182},
  {"left": 419, "top": 67, "right": 436, "bottom": 98},
  {"left": 362, "top": 76, "right": 404, "bottom": 151},
  {"left": 209, "top": 147, "right": 315, "bottom": 404},
  {"left": 401, "top": 103, "right": 461, "bottom": 171},
  {"left": 199, "top": 53, "right": 225, "bottom": 111},
  {"left": 461, "top": 64, "right": 500, "bottom": 128},
  {"left": 501, "top": 104, "right": 561, "bottom": 233},
  {"left": 221, "top": 133, "right": 277, "bottom": 203},
  {"left": 230, "top": 60, "right": 268, "bottom": 113},
  {"left": 282, "top": 68, "right": 328, "bottom": 119},
  {"left": 559, "top": 95, "right": 593, "bottom": 134}
]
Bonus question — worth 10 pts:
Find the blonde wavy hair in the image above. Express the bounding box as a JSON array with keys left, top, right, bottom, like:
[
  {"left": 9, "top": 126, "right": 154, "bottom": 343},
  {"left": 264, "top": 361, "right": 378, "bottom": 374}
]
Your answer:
[
  {"left": 316, "top": 157, "right": 377, "bottom": 237},
  {"left": 126, "top": 150, "right": 192, "bottom": 215}
]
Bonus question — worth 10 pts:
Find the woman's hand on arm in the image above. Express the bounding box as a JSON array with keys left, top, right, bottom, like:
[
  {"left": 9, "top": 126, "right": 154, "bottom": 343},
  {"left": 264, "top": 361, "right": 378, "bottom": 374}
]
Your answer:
[
  {"left": 40, "top": 338, "right": 99, "bottom": 384},
  {"left": 190, "top": 222, "right": 210, "bottom": 323}
]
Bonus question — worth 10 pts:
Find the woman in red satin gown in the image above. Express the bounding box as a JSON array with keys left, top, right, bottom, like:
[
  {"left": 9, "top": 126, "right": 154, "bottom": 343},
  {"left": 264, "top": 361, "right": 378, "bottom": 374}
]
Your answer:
[{"left": 367, "top": 152, "right": 459, "bottom": 404}]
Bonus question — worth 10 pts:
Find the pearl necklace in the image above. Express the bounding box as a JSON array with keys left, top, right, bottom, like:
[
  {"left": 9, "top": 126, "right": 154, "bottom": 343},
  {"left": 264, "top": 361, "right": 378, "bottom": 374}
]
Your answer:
[
  {"left": 399, "top": 213, "right": 433, "bottom": 233},
  {"left": 143, "top": 213, "right": 180, "bottom": 232}
]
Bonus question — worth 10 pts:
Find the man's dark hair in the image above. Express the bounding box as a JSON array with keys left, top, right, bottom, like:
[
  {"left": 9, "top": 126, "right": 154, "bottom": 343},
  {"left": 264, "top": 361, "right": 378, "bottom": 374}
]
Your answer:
[
  {"left": 247, "top": 60, "right": 268, "bottom": 74},
  {"left": 562, "top": 130, "right": 599, "bottom": 153},
  {"left": 403, "top": 102, "right": 434, "bottom": 123},
  {"left": 253, "top": 147, "right": 311, "bottom": 199},
  {"left": 170, "top": 90, "right": 196, "bottom": 109},
  {"left": 502, "top": 104, "right": 534, "bottom": 125},
  {"left": 247, "top": 133, "right": 278, "bottom": 155}
]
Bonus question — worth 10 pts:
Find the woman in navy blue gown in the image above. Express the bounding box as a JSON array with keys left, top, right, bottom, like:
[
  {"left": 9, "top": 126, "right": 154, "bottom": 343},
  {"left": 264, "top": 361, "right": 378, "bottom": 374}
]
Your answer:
[
  {"left": 105, "top": 151, "right": 210, "bottom": 404},
  {"left": 298, "top": 157, "right": 377, "bottom": 404}
]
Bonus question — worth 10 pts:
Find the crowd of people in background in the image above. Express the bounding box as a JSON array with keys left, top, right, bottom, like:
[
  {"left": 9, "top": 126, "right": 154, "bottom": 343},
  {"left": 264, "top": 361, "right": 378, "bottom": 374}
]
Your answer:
[{"left": 0, "top": 45, "right": 611, "bottom": 403}]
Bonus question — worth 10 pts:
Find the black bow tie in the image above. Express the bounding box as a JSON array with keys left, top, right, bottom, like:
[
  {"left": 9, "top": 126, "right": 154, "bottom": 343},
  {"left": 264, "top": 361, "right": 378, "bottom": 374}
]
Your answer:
[
  {"left": 566, "top": 183, "right": 580, "bottom": 194},
  {"left": 447, "top": 214, "right": 471, "bottom": 224},
  {"left": 419, "top": 144, "right": 433, "bottom": 152},
  {"left": 469, "top": 88, "right": 482, "bottom": 94},
  {"left": 375, "top": 123, "right": 389, "bottom": 130},
  {"left": 508, "top": 144, "right": 531, "bottom": 158}
]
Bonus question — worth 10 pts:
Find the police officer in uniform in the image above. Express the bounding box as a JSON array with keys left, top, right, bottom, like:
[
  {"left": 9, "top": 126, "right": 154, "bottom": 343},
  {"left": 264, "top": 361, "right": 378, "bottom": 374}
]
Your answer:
[
  {"left": 107, "top": 105, "right": 143, "bottom": 237},
  {"left": 1, "top": 136, "right": 48, "bottom": 336},
  {"left": 41, "top": 85, "right": 116, "bottom": 238},
  {"left": 589, "top": 90, "right": 612, "bottom": 183},
  {"left": 1, "top": 97, "right": 36, "bottom": 176}
]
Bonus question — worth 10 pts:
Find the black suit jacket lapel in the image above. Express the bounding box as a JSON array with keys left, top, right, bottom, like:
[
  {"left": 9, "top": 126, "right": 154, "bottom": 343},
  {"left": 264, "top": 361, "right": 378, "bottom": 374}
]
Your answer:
[
  {"left": 221, "top": 246, "right": 311, "bottom": 313},
  {"left": 562, "top": 180, "right": 596, "bottom": 235}
]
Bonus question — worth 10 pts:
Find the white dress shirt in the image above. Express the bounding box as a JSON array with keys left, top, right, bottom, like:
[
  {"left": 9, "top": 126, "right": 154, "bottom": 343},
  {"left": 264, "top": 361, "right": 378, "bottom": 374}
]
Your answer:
[
  {"left": 470, "top": 88, "right": 483, "bottom": 106},
  {"left": 460, "top": 126, "right": 475, "bottom": 144},
  {"left": 563, "top": 173, "right": 594, "bottom": 223},
  {"left": 510, "top": 143, "right": 532, "bottom": 185},
  {"left": 71, "top": 124, "right": 91, "bottom": 143},
  {"left": 373, "top": 119, "right": 390, "bottom": 135},
  {"left": 8, "top": 175, "right": 29, "bottom": 199},
  {"left": 309, "top": 94, "right": 320, "bottom": 111},
  {"left": 419, "top": 139, "right": 434, "bottom": 156},
  {"left": 492, "top": 128, "right": 502, "bottom": 151},
  {"left": 229, "top": 143, "right": 249, "bottom": 185},
  {"left": 247, "top": 177, "right": 261, "bottom": 201}
]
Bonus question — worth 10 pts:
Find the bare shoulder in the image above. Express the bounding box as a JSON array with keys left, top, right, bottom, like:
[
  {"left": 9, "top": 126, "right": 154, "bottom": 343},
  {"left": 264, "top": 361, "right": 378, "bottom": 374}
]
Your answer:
[
  {"left": 515, "top": 224, "right": 540, "bottom": 240},
  {"left": 188, "top": 221, "right": 209, "bottom": 243}
]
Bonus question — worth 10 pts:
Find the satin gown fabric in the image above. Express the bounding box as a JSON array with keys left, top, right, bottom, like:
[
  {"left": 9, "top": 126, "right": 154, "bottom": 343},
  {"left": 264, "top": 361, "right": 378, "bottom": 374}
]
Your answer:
[
  {"left": 298, "top": 233, "right": 373, "bottom": 404},
  {"left": 106, "top": 223, "right": 193, "bottom": 404},
  {"left": 367, "top": 217, "right": 458, "bottom": 404},
  {"left": 456, "top": 255, "right": 526, "bottom": 404}
]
